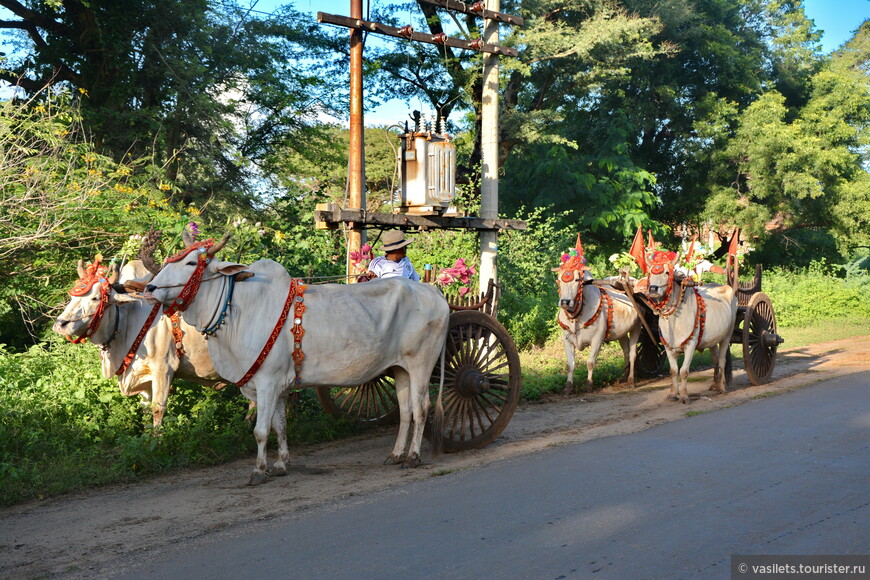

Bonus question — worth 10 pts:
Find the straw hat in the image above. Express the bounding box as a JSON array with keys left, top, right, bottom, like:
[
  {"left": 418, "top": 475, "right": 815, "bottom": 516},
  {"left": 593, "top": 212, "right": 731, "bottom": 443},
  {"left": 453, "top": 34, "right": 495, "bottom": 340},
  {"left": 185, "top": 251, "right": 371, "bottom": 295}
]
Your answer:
[{"left": 381, "top": 230, "right": 413, "bottom": 251}]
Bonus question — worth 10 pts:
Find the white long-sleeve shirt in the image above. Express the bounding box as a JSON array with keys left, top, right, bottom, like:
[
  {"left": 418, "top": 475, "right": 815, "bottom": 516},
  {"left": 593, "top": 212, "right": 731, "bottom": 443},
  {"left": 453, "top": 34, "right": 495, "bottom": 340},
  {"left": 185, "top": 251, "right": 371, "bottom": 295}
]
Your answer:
[{"left": 369, "top": 256, "right": 420, "bottom": 281}]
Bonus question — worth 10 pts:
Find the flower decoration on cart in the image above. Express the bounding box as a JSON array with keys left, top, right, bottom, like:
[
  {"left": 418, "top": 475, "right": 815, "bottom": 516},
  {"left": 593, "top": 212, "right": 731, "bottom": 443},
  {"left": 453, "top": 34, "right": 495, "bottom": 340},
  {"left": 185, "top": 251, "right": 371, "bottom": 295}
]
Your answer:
[
  {"left": 436, "top": 258, "right": 477, "bottom": 297},
  {"left": 349, "top": 243, "right": 373, "bottom": 274}
]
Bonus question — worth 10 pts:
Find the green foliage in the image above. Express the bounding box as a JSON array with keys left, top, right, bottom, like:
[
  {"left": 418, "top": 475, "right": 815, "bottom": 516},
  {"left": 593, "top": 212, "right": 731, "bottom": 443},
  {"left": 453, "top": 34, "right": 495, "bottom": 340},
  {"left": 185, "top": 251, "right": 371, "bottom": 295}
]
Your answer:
[
  {"left": 0, "top": 88, "right": 189, "bottom": 349},
  {"left": 498, "top": 206, "right": 579, "bottom": 348},
  {"left": 0, "top": 0, "right": 343, "bottom": 201},
  {"left": 762, "top": 261, "right": 870, "bottom": 327},
  {"left": 0, "top": 337, "right": 359, "bottom": 506}
]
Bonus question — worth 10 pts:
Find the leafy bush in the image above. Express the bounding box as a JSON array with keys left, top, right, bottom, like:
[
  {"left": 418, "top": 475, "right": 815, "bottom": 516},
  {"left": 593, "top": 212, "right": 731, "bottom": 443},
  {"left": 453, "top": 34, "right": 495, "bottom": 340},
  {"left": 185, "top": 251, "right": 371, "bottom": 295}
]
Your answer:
[
  {"left": 0, "top": 339, "right": 310, "bottom": 505},
  {"left": 763, "top": 261, "right": 870, "bottom": 327}
]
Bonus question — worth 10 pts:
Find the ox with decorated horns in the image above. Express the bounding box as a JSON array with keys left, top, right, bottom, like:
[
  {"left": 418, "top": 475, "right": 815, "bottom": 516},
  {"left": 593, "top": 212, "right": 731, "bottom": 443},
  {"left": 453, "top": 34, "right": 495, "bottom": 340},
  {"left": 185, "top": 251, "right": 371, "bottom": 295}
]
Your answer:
[
  {"left": 143, "top": 230, "right": 450, "bottom": 485},
  {"left": 53, "top": 246, "right": 227, "bottom": 426},
  {"left": 556, "top": 234, "right": 641, "bottom": 393},
  {"left": 632, "top": 237, "right": 740, "bottom": 403}
]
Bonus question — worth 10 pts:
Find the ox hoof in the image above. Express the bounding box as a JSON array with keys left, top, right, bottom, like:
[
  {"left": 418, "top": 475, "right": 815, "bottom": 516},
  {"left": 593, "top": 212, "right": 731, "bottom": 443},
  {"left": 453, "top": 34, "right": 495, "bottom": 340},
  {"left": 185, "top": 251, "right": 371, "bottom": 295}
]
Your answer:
[
  {"left": 680, "top": 397, "right": 689, "bottom": 405},
  {"left": 401, "top": 453, "right": 422, "bottom": 469},
  {"left": 563, "top": 384, "right": 574, "bottom": 395},
  {"left": 667, "top": 394, "right": 679, "bottom": 402},
  {"left": 247, "top": 471, "right": 270, "bottom": 486},
  {"left": 267, "top": 465, "right": 288, "bottom": 477},
  {"left": 384, "top": 454, "right": 404, "bottom": 466}
]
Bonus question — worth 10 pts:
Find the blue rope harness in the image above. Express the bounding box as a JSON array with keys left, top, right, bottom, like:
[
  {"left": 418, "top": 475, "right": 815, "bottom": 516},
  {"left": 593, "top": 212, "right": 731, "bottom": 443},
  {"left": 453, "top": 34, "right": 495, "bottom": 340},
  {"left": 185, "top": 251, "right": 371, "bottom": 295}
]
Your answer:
[{"left": 201, "top": 276, "right": 235, "bottom": 337}]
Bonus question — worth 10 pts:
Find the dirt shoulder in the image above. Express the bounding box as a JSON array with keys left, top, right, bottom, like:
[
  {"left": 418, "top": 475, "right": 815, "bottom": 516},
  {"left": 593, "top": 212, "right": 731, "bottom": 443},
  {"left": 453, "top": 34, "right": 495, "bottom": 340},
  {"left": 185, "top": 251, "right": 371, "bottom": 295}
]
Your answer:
[{"left": 2, "top": 335, "right": 868, "bottom": 579}]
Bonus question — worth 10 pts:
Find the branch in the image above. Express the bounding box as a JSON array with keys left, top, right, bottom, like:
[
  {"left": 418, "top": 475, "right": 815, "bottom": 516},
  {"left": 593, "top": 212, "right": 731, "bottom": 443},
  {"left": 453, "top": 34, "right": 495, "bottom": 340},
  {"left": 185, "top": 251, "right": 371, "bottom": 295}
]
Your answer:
[{"left": 0, "top": 0, "right": 70, "bottom": 37}]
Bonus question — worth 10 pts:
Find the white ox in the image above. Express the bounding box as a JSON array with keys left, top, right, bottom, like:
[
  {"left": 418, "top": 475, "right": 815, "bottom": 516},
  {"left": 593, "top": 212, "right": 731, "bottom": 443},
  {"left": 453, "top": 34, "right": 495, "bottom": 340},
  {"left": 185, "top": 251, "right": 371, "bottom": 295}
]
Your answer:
[
  {"left": 637, "top": 251, "right": 738, "bottom": 403},
  {"left": 556, "top": 262, "right": 641, "bottom": 393},
  {"left": 142, "top": 237, "right": 450, "bottom": 485},
  {"left": 53, "top": 258, "right": 226, "bottom": 426}
]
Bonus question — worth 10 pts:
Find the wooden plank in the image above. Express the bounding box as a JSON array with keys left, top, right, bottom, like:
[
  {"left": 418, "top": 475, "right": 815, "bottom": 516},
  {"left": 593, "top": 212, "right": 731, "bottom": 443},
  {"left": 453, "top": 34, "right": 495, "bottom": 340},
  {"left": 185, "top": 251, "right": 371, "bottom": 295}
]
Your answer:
[
  {"left": 314, "top": 205, "right": 527, "bottom": 231},
  {"left": 317, "top": 12, "right": 518, "bottom": 57},
  {"left": 417, "top": 0, "right": 524, "bottom": 26}
]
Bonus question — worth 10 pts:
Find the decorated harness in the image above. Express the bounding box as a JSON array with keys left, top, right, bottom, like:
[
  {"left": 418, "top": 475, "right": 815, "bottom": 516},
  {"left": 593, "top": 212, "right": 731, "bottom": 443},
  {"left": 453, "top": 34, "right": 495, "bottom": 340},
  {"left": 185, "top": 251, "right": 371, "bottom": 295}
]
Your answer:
[
  {"left": 68, "top": 257, "right": 185, "bottom": 376},
  {"left": 159, "top": 239, "right": 307, "bottom": 387},
  {"left": 556, "top": 255, "right": 613, "bottom": 341},
  {"left": 639, "top": 251, "right": 707, "bottom": 351}
]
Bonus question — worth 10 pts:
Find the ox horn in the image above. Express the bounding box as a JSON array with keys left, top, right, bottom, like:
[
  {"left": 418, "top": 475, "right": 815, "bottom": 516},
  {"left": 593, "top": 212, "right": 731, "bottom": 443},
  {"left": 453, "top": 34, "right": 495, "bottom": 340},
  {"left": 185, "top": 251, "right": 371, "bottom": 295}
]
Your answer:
[
  {"left": 107, "top": 262, "right": 120, "bottom": 285},
  {"left": 207, "top": 233, "right": 232, "bottom": 256},
  {"left": 77, "top": 259, "right": 87, "bottom": 279},
  {"left": 181, "top": 229, "right": 195, "bottom": 248},
  {"left": 139, "top": 228, "right": 163, "bottom": 275}
]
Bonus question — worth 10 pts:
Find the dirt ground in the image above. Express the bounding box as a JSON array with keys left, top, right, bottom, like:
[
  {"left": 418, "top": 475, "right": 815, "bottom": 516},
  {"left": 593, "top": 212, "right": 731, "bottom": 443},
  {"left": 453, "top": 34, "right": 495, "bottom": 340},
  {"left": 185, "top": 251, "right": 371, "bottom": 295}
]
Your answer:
[{"left": 2, "top": 335, "right": 868, "bottom": 579}]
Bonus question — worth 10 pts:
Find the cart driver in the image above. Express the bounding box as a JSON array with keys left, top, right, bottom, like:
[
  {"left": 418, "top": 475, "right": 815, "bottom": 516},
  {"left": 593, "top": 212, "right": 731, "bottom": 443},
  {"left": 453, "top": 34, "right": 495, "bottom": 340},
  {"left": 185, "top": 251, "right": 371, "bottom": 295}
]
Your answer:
[{"left": 365, "top": 230, "right": 421, "bottom": 281}]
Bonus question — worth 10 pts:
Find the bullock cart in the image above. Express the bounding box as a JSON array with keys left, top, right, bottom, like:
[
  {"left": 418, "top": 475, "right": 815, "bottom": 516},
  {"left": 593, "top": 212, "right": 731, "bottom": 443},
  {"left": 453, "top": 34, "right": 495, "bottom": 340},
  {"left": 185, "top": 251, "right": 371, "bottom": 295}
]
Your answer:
[
  {"left": 728, "top": 264, "right": 784, "bottom": 385},
  {"left": 624, "top": 263, "right": 784, "bottom": 385},
  {"left": 316, "top": 278, "right": 522, "bottom": 451}
]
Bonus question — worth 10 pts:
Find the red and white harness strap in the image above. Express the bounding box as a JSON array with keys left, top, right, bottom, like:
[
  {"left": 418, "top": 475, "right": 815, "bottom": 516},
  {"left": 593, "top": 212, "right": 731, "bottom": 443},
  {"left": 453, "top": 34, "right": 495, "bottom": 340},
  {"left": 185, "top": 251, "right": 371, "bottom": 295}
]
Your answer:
[
  {"left": 558, "top": 286, "right": 614, "bottom": 341},
  {"left": 114, "top": 303, "right": 161, "bottom": 376},
  {"left": 659, "top": 288, "right": 706, "bottom": 351},
  {"left": 235, "top": 278, "right": 307, "bottom": 387}
]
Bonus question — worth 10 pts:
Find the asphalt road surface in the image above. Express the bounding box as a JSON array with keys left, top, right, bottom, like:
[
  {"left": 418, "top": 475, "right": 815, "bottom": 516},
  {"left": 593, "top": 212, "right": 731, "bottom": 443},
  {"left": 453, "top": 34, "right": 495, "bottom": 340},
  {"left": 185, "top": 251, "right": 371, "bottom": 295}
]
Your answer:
[{"left": 117, "top": 371, "right": 870, "bottom": 580}]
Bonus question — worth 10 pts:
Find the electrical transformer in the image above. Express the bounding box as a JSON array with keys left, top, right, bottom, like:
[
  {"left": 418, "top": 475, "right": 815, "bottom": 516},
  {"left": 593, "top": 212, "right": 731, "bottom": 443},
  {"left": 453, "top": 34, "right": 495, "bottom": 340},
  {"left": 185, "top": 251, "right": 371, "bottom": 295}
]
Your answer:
[{"left": 398, "top": 123, "right": 456, "bottom": 214}]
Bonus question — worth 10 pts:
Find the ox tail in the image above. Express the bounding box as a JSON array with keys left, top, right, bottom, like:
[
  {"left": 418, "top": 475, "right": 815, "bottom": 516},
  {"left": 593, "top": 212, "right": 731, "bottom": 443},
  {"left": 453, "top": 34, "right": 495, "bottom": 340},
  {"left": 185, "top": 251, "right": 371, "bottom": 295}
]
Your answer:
[
  {"left": 430, "top": 340, "right": 446, "bottom": 458},
  {"left": 725, "top": 348, "right": 733, "bottom": 389}
]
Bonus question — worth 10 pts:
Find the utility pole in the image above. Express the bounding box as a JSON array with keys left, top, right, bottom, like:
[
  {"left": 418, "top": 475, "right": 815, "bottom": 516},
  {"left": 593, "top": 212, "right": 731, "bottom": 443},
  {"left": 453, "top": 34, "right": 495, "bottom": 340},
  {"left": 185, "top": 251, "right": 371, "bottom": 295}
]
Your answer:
[
  {"left": 478, "top": 0, "right": 499, "bottom": 294},
  {"left": 318, "top": 1, "right": 523, "bottom": 287},
  {"left": 347, "top": 0, "right": 366, "bottom": 281}
]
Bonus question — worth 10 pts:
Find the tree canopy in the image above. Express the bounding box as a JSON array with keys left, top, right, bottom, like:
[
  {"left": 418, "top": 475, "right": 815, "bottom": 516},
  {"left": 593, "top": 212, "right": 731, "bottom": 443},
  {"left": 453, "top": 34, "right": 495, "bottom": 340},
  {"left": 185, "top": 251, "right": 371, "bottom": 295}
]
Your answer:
[{"left": 0, "top": 0, "right": 868, "bottom": 348}]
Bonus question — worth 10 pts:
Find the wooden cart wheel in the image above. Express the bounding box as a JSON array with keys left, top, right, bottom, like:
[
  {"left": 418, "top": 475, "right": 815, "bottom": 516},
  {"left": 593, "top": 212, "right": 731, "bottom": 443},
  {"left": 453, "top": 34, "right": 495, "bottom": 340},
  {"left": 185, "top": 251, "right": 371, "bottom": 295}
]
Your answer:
[
  {"left": 426, "top": 310, "right": 521, "bottom": 452},
  {"left": 315, "top": 373, "right": 400, "bottom": 426},
  {"left": 742, "top": 292, "right": 782, "bottom": 385},
  {"left": 635, "top": 318, "right": 666, "bottom": 378}
]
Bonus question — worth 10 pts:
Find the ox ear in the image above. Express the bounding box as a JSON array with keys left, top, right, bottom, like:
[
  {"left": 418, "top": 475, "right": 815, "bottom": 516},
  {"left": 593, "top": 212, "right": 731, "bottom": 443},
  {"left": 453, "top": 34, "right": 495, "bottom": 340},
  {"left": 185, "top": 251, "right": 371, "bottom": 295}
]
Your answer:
[
  {"left": 634, "top": 278, "right": 649, "bottom": 294},
  {"left": 213, "top": 260, "right": 248, "bottom": 277},
  {"left": 110, "top": 292, "right": 139, "bottom": 305},
  {"left": 124, "top": 280, "right": 148, "bottom": 292}
]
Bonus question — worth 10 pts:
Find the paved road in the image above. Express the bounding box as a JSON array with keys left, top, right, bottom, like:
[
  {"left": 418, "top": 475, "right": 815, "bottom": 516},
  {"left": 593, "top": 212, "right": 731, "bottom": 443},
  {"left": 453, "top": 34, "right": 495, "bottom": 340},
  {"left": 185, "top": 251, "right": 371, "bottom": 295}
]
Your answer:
[{"left": 118, "top": 371, "right": 870, "bottom": 580}]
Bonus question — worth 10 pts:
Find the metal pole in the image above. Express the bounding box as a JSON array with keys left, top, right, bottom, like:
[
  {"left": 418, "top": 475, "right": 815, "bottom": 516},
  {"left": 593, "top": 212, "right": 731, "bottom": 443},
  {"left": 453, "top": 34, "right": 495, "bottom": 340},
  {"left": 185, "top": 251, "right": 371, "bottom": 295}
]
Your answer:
[
  {"left": 478, "top": 0, "right": 499, "bottom": 293},
  {"left": 347, "top": 0, "right": 366, "bottom": 281}
]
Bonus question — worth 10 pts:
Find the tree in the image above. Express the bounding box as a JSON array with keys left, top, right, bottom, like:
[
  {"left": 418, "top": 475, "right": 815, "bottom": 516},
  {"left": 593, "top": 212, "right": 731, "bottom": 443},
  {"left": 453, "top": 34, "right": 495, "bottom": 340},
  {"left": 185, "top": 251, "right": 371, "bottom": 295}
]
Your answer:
[
  {"left": 0, "top": 0, "right": 344, "bottom": 202},
  {"left": 0, "top": 87, "right": 183, "bottom": 348},
  {"left": 702, "top": 22, "right": 870, "bottom": 259}
]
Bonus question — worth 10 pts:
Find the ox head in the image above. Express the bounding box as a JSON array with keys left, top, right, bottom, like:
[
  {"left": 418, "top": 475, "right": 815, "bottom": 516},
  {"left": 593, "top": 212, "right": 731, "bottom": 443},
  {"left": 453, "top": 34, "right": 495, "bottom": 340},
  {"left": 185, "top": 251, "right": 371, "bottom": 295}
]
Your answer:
[
  {"left": 643, "top": 250, "right": 680, "bottom": 303},
  {"left": 554, "top": 234, "right": 592, "bottom": 311},
  {"left": 53, "top": 256, "right": 139, "bottom": 341},
  {"left": 142, "top": 233, "right": 246, "bottom": 311}
]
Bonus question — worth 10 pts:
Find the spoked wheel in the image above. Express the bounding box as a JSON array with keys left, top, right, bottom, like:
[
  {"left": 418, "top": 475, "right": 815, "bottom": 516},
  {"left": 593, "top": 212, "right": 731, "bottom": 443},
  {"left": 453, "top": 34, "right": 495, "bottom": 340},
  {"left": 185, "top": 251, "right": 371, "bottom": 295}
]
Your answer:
[
  {"left": 426, "top": 310, "right": 521, "bottom": 452},
  {"left": 636, "top": 331, "right": 666, "bottom": 378},
  {"left": 315, "top": 373, "right": 400, "bottom": 426},
  {"left": 635, "top": 315, "right": 665, "bottom": 379},
  {"left": 742, "top": 292, "right": 783, "bottom": 385}
]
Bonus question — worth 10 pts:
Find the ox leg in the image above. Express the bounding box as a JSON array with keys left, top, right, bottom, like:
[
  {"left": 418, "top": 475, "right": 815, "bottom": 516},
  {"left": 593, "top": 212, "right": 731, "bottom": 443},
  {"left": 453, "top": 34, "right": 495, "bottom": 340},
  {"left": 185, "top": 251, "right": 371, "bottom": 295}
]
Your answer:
[
  {"left": 626, "top": 324, "right": 640, "bottom": 388},
  {"left": 711, "top": 342, "right": 730, "bottom": 394},
  {"left": 249, "top": 386, "right": 279, "bottom": 486},
  {"left": 563, "top": 333, "right": 576, "bottom": 394},
  {"left": 665, "top": 348, "right": 681, "bottom": 401},
  {"left": 151, "top": 374, "right": 172, "bottom": 428},
  {"left": 386, "top": 375, "right": 411, "bottom": 465},
  {"left": 268, "top": 394, "right": 289, "bottom": 477},
  {"left": 678, "top": 346, "right": 697, "bottom": 404},
  {"left": 240, "top": 385, "right": 258, "bottom": 425},
  {"left": 404, "top": 372, "right": 431, "bottom": 469},
  {"left": 710, "top": 345, "right": 722, "bottom": 393},
  {"left": 585, "top": 336, "right": 605, "bottom": 391}
]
